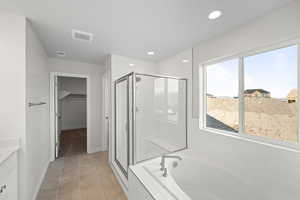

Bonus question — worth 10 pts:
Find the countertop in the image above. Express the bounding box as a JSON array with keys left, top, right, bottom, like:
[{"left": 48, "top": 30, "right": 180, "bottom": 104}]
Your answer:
[{"left": 0, "top": 138, "right": 20, "bottom": 164}]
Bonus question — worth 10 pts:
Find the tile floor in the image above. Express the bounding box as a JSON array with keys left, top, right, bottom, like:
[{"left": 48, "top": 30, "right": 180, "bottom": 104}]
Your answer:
[{"left": 37, "top": 129, "right": 127, "bottom": 200}]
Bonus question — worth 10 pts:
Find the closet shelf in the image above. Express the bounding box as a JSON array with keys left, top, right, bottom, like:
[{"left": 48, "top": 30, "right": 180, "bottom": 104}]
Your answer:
[{"left": 59, "top": 90, "right": 86, "bottom": 100}]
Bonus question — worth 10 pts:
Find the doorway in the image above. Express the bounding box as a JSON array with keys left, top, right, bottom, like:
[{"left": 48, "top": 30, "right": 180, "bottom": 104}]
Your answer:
[{"left": 50, "top": 73, "right": 90, "bottom": 161}]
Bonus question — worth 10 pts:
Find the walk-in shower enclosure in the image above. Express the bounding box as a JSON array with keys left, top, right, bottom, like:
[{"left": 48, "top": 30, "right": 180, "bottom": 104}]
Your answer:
[{"left": 114, "top": 72, "right": 188, "bottom": 177}]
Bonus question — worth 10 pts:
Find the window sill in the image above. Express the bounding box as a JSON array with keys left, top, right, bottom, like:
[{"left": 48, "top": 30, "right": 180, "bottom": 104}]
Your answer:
[{"left": 200, "top": 127, "right": 300, "bottom": 153}]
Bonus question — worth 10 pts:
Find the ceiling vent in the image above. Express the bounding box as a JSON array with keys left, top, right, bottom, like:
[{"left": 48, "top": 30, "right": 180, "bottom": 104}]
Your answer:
[
  {"left": 72, "top": 29, "right": 94, "bottom": 42},
  {"left": 56, "top": 50, "right": 66, "bottom": 57}
]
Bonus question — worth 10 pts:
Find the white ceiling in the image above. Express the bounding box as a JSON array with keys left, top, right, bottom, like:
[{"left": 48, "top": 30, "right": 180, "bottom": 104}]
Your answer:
[{"left": 0, "top": 0, "right": 293, "bottom": 64}]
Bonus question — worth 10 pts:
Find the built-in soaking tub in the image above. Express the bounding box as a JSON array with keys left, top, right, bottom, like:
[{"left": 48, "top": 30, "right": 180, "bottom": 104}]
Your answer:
[{"left": 129, "top": 150, "right": 300, "bottom": 200}]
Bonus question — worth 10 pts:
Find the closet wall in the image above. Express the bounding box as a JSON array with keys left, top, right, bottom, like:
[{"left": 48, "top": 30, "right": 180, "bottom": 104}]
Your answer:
[{"left": 58, "top": 77, "right": 87, "bottom": 130}]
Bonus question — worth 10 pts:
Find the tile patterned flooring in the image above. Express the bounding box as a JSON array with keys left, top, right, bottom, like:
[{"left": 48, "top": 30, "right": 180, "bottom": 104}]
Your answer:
[{"left": 37, "top": 129, "right": 127, "bottom": 200}]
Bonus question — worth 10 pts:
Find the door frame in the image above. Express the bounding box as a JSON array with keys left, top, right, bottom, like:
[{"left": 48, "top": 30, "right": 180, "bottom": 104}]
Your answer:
[
  {"left": 49, "top": 72, "right": 90, "bottom": 161},
  {"left": 102, "top": 70, "right": 110, "bottom": 154}
]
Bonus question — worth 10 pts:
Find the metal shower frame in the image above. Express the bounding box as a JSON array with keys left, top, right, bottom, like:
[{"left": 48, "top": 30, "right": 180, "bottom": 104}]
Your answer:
[{"left": 114, "top": 72, "right": 188, "bottom": 178}]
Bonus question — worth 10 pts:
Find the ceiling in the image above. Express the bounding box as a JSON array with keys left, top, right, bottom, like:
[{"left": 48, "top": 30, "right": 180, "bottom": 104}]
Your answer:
[{"left": 0, "top": 0, "right": 293, "bottom": 65}]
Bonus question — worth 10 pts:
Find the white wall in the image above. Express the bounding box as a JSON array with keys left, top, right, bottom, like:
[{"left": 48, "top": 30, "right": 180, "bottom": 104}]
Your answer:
[
  {"left": 59, "top": 77, "right": 87, "bottom": 130},
  {"left": 158, "top": 1, "right": 300, "bottom": 198},
  {"left": 48, "top": 58, "right": 105, "bottom": 153},
  {"left": 61, "top": 97, "right": 87, "bottom": 130},
  {"left": 0, "top": 13, "right": 26, "bottom": 139},
  {"left": 0, "top": 12, "right": 27, "bottom": 200},
  {"left": 0, "top": 13, "right": 50, "bottom": 200},
  {"left": 25, "top": 20, "right": 50, "bottom": 200},
  {"left": 111, "top": 54, "right": 158, "bottom": 80}
]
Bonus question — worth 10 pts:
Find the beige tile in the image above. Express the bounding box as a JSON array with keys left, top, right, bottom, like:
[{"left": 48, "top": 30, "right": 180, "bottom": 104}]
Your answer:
[
  {"left": 36, "top": 129, "right": 127, "bottom": 200},
  {"left": 80, "top": 186, "right": 106, "bottom": 200},
  {"left": 79, "top": 167, "right": 98, "bottom": 177},
  {"left": 40, "top": 178, "right": 60, "bottom": 191},
  {"left": 58, "top": 181, "right": 81, "bottom": 200},
  {"left": 114, "top": 193, "right": 128, "bottom": 200},
  {"left": 97, "top": 165, "right": 113, "bottom": 176},
  {"left": 37, "top": 189, "right": 57, "bottom": 200},
  {"left": 61, "top": 169, "right": 80, "bottom": 184},
  {"left": 49, "top": 159, "right": 65, "bottom": 170},
  {"left": 80, "top": 174, "right": 100, "bottom": 188},
  {"left": 103, "top": 189, "right": 125, "bottom": 200},
  {"left": 80, "top": 173, "right": 106, "bottom": 200},
  {"left": 45, "top": 167, "right": 63, "bottom": 181}
]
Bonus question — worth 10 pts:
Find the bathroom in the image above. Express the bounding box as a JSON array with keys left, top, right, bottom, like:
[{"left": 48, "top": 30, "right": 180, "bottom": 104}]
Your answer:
[{"left": 0, "top": 1, "right": 300, "bottom": 200}]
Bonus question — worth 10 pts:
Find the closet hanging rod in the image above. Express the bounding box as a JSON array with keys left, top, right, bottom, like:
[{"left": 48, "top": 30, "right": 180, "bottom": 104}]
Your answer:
[{"left": 28, "top": 102, "right": 47, "bottom": 107}]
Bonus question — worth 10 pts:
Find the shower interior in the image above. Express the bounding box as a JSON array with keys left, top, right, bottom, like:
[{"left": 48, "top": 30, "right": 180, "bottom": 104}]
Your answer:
[{"left": 114, "top": 72, "right": 188, "bottom": 177}]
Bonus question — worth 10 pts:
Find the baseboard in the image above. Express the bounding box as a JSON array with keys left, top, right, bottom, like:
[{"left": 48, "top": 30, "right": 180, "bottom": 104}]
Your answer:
[
  {"left": 87, "top": 145, "right": 106, "bottom": 154},
  {"left": 32, "top": 159, "right": 50, "bottom": 200},
  {"left": 61, "top": 127, "right": 87, "bottom": 131},
  {"left": 110, "top": 162, "right": 128, "bottom": 197}
]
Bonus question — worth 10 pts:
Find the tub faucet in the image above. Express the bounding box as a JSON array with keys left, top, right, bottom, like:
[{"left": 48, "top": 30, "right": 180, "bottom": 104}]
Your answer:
[{"left": 160, "top": 154, "right": 182, "bottom": 177}]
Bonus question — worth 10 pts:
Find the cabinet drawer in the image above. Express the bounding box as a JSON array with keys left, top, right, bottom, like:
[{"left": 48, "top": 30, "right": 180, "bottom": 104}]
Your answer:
[
  {"left": 0, "top": 168, "right": 17, "bottom": 200},
  {"left": 0, "top": 152, "right": 17, "bottom": 178},
  {"left": 0, "top": 152, "right": 18, "bottom": 200}
]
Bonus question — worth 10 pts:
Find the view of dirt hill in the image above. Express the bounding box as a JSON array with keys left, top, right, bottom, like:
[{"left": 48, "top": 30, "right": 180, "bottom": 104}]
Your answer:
[{"left": 207, "top": 96, "right": 298, "bottom": 142}]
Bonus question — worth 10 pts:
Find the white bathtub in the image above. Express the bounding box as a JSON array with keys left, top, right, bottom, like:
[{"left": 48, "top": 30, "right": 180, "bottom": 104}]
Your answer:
[
  {"left": 129, "top": 150, "right": 300, "bottom": 200},
  {"left": 143, "top": 152, "right": 264, "bottom": 200},
  {"left": 160, "top": 155, "right": 262, "bottom": 200}
]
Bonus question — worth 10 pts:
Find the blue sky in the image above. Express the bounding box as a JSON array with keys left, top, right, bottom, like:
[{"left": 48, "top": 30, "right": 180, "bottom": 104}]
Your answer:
[{"left": 207, "top": 45, "right": 298, "bottom": 98}]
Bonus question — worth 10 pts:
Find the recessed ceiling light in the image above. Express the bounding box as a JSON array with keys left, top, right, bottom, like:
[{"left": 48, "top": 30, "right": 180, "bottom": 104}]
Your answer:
[
  {"left": 208, "top": 10, "right": 222, "bottom": 20},
  {"left": 129, "top": 63, "right": 134, "bottom": 66},
  {"left": 182, "top": 59, "right": 189, "bottom": 63},
  {"left": 56, "top": 50, "right": 66, "bottom": 57},
  {"left": 147, "top": 51, "right": 155, "bottom": 55}
]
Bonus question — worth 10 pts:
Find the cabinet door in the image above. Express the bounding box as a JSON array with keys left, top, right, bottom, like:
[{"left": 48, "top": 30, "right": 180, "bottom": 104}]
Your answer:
[{"left": 0, "top": 169, "right": 18, "bottom": 200}]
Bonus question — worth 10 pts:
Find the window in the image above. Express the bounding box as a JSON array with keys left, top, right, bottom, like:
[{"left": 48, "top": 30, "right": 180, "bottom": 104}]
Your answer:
[
  {"left": 206, "top": 59, "right": 239, "bottom": 132},
  {"left": 244, "top": 45, "right": 298, "bottom": 142},
  {"left": 203, "top": 44, "right": 299, "bottom": 144}
]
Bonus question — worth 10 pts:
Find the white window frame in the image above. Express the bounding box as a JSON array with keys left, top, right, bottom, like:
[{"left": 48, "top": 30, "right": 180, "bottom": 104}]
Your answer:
[{"left": 199, "top": 39, "right": 300, "bottom": 151}]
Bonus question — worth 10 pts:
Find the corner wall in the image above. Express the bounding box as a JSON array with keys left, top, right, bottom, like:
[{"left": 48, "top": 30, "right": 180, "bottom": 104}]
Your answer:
[
  {"left": 109, "top": 55, "right": 158, "bottom": 189},
  {"left": 0, "top": 13, "right": 26, "bottom": 139},
  {"left": 0, "top": 12, "right": 27, "bottom": 200},
  {"left": 25, "top": 20, "right": 50, "bottom": 200}
]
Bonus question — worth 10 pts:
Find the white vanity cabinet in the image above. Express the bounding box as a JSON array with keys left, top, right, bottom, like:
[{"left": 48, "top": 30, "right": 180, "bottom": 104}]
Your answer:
[{"left": 0, "top": 152, "right": 18, "bottom": 200}]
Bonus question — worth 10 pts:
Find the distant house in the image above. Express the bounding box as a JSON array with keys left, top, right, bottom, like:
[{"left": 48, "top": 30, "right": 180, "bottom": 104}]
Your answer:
[
  {"left": 287, "top": 89, "right": 297, "bottom": 103},
  {"left": 206, "top": 93, "right": 215, "bottom": 98},
  {"left": 244, "top": 89, "right": 271, "bottom": 98}
]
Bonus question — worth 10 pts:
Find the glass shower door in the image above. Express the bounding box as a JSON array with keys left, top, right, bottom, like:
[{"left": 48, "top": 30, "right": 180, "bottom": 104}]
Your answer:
[
  {"left": 115, "top": 77, "right": 129, "bottom": 176},
  {"left": 134, "top": 74, "right": 187, "bottom": 163}
]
